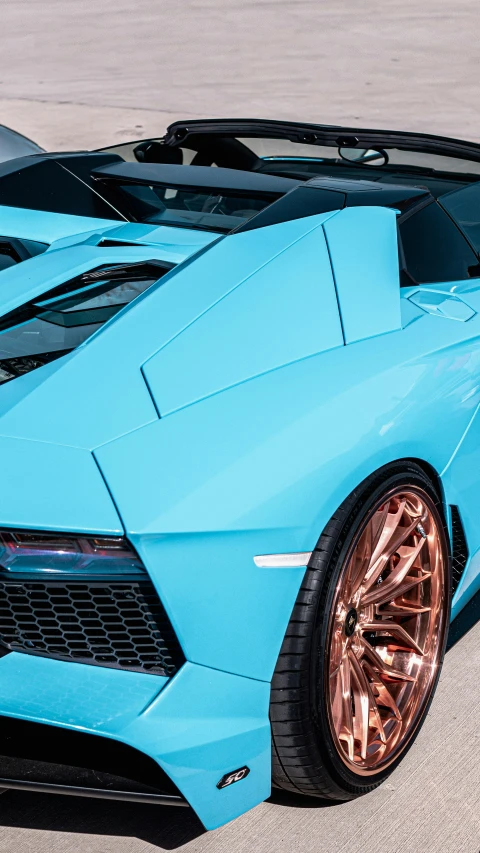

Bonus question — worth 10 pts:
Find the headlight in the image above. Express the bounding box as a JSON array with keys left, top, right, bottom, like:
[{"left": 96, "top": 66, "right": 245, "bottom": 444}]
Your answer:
[{"left": 0, "top": 530, "right": 145, "bottom": 578}]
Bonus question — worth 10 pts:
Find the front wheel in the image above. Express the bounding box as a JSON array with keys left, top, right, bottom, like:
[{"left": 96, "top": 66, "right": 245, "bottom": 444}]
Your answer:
[{"left": 271, "top": 462, "right": 450, "bottom": 800}]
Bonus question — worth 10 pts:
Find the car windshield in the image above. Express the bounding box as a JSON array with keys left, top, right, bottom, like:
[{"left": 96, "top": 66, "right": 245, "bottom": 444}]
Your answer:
[
  {"left": 239, "top": 138, "right": 480, "bottom": 176},
  {"left": 440, "top": 182, "right": 480, "bottom": 253},
  {"left": 103, "top": 182, "right": 279, "bottom": 232},
  {"left": 103, "top": 135, "right": 480, "bottom": 180},
  {"left": 0, "top": 261, "right": 169, "bottom": 385}
]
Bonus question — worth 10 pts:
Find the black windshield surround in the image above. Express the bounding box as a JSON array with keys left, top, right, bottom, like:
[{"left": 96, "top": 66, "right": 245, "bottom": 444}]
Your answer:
[{"left": 91, "top": 163, "right": 299, "bottom": 233}]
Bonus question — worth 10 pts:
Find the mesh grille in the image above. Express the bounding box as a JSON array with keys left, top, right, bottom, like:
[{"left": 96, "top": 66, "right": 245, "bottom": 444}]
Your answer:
[
  {"left": 451, "top": 506, "right": 469, "bottom": 596},
  {"left": 0, "top": 577, "right": 184, "bottom": 676}
]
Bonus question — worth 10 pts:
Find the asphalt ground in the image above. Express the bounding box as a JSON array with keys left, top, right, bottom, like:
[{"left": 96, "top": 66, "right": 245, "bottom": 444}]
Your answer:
[{"left": 0, "top": 1, "right": 480, "bottom": 850}]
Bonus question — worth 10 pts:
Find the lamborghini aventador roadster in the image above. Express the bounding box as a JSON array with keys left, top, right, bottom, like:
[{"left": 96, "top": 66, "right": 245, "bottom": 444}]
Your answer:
[{"left": 0, "top": 117, "right": 478, "bottom": 828}]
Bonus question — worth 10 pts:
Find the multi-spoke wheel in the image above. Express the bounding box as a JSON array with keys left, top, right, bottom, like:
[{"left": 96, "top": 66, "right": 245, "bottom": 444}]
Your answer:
[{"left": 271, "top": 463, "right": 450, "bottom": 800}]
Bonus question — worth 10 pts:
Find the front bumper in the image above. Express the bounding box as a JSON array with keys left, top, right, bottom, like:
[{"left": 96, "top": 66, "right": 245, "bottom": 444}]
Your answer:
[
  {"left": 0, "top": 436, "right": 303, "bottom": 829},
  {"left": 0, "top": 652, "right": 271, "bottom": 829}
]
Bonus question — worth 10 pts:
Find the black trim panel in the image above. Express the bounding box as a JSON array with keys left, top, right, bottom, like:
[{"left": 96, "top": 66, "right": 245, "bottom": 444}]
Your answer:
[
  {"left": 0, "top": 778, "right": 188, "bottom": 806},
  {"left": 163, "top": 118, "right": 480, "bottom": 163},
  {"left": 0, "top": 715, "right": 183, "bottom": 798},
  {"left": 92, "top": 161, "right": 300, "bottom": 194},
  {"left": 451, "top": 505, "right": 469, "bottom": 597}
]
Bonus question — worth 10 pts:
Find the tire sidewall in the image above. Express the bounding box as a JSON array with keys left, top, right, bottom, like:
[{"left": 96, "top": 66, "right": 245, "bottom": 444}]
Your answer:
[{"left": 309, "top": 463, "right": 451, "bottom": 796}]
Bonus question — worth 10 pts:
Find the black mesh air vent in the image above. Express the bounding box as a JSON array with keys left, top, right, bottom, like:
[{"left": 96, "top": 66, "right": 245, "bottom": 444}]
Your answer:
[
  {"left": 451, "top": 505, "right": 468, "bottom": 596},
  {"left": 0, "top": 577, "right": 185, "bottom": 676}
]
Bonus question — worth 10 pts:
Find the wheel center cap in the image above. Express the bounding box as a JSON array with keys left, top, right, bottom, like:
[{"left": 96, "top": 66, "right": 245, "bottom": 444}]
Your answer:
[{"left": 344, "top": 608, "right": 358, "bottom": 637}]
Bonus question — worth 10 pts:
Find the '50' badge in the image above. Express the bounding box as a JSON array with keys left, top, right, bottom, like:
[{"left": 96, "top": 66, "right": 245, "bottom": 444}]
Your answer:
[{"left": 216, "top": 766, "right": 250, "bottom": 789}]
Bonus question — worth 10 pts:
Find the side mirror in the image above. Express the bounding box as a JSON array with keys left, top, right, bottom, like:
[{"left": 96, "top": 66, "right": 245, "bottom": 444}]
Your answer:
[{"left": 338, "top": 147, "right": 388, "bottom": 167}]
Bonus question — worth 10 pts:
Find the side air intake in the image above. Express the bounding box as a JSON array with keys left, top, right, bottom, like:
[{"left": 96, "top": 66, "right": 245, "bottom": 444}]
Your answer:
[
  {"left": 450, "top": 505, "right": 469, "bottom": 596},
  {"left": 0, "top": 715, "right": 187, "bottom": 804}
]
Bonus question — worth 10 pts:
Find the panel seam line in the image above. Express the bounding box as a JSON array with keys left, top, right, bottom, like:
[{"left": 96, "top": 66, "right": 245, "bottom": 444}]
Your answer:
[{"left": 322, "top": 222, "right": 346, "bottom": 345}]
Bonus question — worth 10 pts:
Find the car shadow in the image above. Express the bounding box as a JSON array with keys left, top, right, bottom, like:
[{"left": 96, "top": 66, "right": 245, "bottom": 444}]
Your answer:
[
  {"left": 0, "top": 792, "right": 206, "bottom": 849},
  {"left": 267, "top": 789, "right": 339, "bottom": 809},
  {"left": 447, "top": 587, "right": 480, "bottom": 650},
  {"left": 0, "top": 589, "right": 478, "bottom": 850}
]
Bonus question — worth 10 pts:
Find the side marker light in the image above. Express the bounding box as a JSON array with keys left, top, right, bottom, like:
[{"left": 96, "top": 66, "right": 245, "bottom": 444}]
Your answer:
[{"left": 253, "top": 552, "right": 312, "bottom": 568}]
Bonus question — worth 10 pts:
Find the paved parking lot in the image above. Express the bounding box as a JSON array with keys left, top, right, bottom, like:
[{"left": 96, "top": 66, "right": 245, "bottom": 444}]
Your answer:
[
  {"left": 2, "top": 0, "right": 480, "bottom": 151},
  {"left": 1, "top": 1, "right": 480, "bottom": 850}
]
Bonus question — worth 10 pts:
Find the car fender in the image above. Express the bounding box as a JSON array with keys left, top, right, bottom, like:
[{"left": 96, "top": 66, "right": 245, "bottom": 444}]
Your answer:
[{"left": 96, "top": 313, "right": 480, "bottom": 681}]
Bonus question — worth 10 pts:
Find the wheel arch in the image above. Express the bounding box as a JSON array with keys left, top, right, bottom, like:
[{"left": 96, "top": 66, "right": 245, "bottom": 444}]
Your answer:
[
  {"left": 303, "top": 452, "right": 450, "bottom": 558},
  {"left": 313, "top": 455, "right": 450, "bottom": 550},
  {"left": 272, "top": 458, "right": 451, "bottom": 800}
]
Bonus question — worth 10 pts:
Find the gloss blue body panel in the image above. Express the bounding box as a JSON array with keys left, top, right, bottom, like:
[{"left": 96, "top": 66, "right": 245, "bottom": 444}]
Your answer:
[
  {"left": 51, "top": 221, "right": 219, "bottom": 261},
  {"left": 143, "top": 212, "right": 342, "bottom": 414},
  {"left": 96, "top": 308, "right": 480, "bottom": 679},
  {"left": 0, "top": 235, "right": 219, "bottom": 449},
  {"left": 0, "top": 652, "right": 166, "bottom": 732},
  {"left": 0, "top": 205, "right": 119, "bottom": 244},
  {"left": 128, "top": 531, "right": 308, "bottom": 681},
  {"left": 442, "top": 409, "right": 480, "bottom": 618},
  {"left": 0, "top": 652, "right": 270, "bottom": 830},
  {"left": 1, "top": 203, "right": 480, "bottom": 828},
  {"left": 0, "top": 436, "right": 122, "bottom": 533},
  {"left": 0, "top": 213, "right": 336, "bottom": 449},
  {"left": 408, "top": 288, "right": 476, "bottom": 321},
  {"left": 323, "top": 206, "right": 402, "bottom": 342},
  {"left": 123, "top": 663, "right": 271, "bottom": 830},
  {"left": 88, "top": 221, "right": 219, "bottom": 253}
]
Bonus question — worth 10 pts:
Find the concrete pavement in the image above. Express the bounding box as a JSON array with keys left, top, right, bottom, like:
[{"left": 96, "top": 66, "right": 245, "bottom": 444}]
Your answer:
[{"left": 1, "top": 0, "right": 480, "bottom": 150}]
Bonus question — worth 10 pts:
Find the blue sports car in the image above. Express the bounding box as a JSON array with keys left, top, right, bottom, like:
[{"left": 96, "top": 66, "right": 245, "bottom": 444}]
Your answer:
[{"left": 0, "top": 117, "right": 479, "bottom": 828}]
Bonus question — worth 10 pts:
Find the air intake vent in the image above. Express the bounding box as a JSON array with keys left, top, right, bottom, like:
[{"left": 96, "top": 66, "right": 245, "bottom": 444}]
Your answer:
[
  {"left": 0, "top": 260, "right": 169, "bottom": 387},
  {"left": 0, "top": 576, "right": 185, "bottom": 676},
  {"left": 451, "top": 505, "right": 468, "bottom": 596},
  {"left": 0, "top": 715, "right": 182, "bottom": 797},
  {"left": 97, "top": 239, "right": 146, "bottom": 249},
  {"left": 0, "top": 236, "right": 47, "bottom": 272}
]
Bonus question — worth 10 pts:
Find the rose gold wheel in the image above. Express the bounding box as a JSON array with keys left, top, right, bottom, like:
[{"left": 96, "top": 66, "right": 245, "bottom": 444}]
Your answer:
[{"left": 327, "top": 487, "right": 447, "bottom": 774}]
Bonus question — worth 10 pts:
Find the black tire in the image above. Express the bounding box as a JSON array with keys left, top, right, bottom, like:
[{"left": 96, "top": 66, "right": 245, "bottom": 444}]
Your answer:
[{"left": 270, "top": 461, "right": 451, "bottom": 800}]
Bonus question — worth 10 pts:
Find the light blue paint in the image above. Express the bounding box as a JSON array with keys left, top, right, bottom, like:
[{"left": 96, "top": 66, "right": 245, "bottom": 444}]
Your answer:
[
  {"left": 324, "top": 206, "right": 401, "bottom": 343},
  {"left": 0, "top": 652, "right": 166, "bottom": 733},
  {"left": 0, "top": 435, "right": 122, "bottom": 533},
  {"left": 0, "top": 200, "right": 479, "bottom": 829},
  {"left": 409, "top": 289, "right": 476, "bottom": 321},
  {"left": 128, "top": 531, "right": 307, "bottom": 681},
  {"left": 94, "top": 221, "right": 219, "bottom": 251},
  {"left": 96, "top": 300, "right": 480, "bottom": 679},
  {"left": 0, "top": 242, "right": 190, "bottom": 319},
  {"left": 0, "top": 654, "right": 270, "bottom": 830},
  {"left": 143, "top": 214, "right": 343, "bottom": 414},
  {"left": 0, "top": 213, "right": 337, "bottom": 450},
  {"left": 123, "top": 663, "right": 271, "bottom": 830},
  {"left": 44, "top": 221, "right": 218, "bottom": 260},
  {"left": 443, "top": 399, "right": 480, "bottom": 616},
  {"left": 0, "top": 205, "right": 119, "bottom": 244}
]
